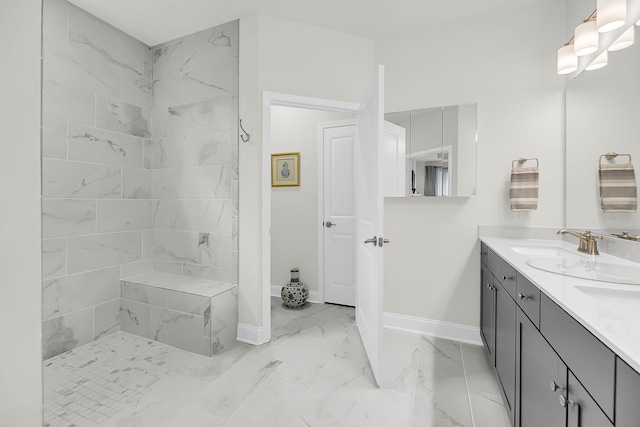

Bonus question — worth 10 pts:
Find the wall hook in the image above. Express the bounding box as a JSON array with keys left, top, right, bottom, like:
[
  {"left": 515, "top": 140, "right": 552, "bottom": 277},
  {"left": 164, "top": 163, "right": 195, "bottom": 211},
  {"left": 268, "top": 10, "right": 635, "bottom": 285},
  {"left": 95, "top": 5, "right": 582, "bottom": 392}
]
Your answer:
[{"left": 239, "top": 119, "right": 251, "bottom": 143}]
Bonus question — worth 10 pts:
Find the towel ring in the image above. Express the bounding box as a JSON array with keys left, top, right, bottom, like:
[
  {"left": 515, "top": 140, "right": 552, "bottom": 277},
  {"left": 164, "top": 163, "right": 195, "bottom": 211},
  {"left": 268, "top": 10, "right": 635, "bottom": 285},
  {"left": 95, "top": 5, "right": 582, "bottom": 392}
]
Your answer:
[
  {"left": 512, "top": 157, "right": 539, "bottom": 168},
  {"left": 599, "top": 152, "right": 632, "bottom": 164}
]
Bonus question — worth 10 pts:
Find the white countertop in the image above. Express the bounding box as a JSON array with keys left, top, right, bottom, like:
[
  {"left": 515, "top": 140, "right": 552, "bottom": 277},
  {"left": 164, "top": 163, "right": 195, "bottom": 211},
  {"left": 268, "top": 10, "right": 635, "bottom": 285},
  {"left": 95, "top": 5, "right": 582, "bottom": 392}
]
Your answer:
[{"left": 480, "top": 235, "right": 640, "bottom": 373}]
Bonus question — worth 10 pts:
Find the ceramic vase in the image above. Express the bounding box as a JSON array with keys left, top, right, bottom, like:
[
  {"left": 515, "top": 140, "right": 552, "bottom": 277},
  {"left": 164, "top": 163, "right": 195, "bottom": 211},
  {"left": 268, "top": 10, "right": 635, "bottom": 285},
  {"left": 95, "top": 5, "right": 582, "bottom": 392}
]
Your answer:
[{"left": 281, "top": 268, "right": 308, "bottom": 308}]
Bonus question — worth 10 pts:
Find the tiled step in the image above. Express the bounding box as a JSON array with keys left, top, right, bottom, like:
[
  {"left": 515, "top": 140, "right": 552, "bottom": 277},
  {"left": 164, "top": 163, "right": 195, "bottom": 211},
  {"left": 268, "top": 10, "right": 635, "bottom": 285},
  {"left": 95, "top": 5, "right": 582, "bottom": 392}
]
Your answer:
[{"left": 119, "top": 272, "right": 239, "bottom": 357}]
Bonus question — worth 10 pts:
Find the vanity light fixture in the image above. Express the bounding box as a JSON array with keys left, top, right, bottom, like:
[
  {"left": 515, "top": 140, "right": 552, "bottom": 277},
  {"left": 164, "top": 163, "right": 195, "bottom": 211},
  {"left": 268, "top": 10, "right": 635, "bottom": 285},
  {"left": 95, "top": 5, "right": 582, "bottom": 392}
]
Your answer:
[
  {"left": 597, "top": 0, "right": 626, "bottom": 33},
  {"left": 574, "top": 15, "right": 599, "bottom": 56},
  {"left": 585, "top": 50, "right": 608, "bottom": 70},
  {"left": 609, "top": 26, "right": 635, "bottom": 51},
  {"left": 557, "top": 42, "right": 578, "bottom": 74}
]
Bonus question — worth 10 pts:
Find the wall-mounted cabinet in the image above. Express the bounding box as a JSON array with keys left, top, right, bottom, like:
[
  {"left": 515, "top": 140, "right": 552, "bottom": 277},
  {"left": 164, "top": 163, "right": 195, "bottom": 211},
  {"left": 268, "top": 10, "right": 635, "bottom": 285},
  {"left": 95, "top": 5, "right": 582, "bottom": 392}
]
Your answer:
[{"left": 480, "top": 244, "right": 632, "bottom": 427}]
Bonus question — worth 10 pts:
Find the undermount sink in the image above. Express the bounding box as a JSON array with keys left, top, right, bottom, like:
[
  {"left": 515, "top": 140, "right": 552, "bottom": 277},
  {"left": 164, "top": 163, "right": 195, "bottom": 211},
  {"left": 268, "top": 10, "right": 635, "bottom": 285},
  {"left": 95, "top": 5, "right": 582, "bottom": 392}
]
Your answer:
[
  {"left": 509, "top": 245, "right": 579, "bottom": 258},
  {"left": 576, "top": 286, "right": 640, "bottom": 322},
  {"left": 526, "top": 256, "right": 640, "bottom": 285}
]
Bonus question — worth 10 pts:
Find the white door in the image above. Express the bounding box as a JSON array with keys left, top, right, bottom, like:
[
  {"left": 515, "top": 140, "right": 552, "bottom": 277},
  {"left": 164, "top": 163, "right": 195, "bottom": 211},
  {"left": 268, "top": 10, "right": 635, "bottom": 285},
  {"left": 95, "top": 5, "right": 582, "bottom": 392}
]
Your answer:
[
  {"left": 355, "top": 65, "right": 386, "bottom": 386},
  {"left": 322, "top": 123, "right": 357, "bottom": 306}
]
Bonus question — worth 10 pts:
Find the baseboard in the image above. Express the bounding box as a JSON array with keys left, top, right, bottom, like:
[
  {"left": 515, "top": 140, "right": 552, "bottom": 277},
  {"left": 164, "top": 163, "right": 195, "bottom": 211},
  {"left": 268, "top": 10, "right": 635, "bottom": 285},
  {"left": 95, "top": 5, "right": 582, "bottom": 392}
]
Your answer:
[
  {"left": 236, "top": 322, "right": 269, "bottom": 345},
  {"left": 383, "top": 312, "right": 483, "bottom": 346},
  {"left": 270, "top": 285, "right": 321, "bottom": 304}
]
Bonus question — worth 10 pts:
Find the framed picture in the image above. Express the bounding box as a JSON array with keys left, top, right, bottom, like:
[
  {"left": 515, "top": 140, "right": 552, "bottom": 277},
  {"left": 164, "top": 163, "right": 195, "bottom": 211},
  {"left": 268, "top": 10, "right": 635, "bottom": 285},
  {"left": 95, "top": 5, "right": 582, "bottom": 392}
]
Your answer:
[{"left": 271, "top": 152, "right": 300, "bottom": 187}]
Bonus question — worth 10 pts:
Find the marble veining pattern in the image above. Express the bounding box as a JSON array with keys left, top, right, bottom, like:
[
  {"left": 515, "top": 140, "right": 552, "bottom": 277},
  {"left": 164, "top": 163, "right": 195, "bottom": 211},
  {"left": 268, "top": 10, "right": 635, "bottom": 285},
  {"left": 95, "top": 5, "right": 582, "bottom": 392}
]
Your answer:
[
  {"left": 67, "top": 4, "right": 145, "bottom": 76},
  {"left": 44, "top": 299, "right": 509, "bottom": 427},
  {"left": 41, "top": 0, "right": 158, "bottom": 361},
  {"left": 43, "top": 159, "right": 121, "bottom": 199},
  {"left": 96, "top": 95, "right": 150, "bottom": 138},
  {"left": 67, "top": 124, "right": 144, "bottom": 167}
]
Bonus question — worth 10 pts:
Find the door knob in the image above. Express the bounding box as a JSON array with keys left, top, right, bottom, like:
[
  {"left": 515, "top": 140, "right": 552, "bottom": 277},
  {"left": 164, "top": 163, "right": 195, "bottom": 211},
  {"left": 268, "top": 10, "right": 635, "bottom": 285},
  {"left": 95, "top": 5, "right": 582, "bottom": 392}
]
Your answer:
[
  {"left": 559, "top": 395, "right": 577, "bottom": 408},
  {"left": 364, "top": 236, "right": 378, "bottom": 246},
  {"left": 550, "top": 381, "right": 565, "bottom": 392},
  {"left": 325, "top": 221, "right": 336, "bottom": 228}
]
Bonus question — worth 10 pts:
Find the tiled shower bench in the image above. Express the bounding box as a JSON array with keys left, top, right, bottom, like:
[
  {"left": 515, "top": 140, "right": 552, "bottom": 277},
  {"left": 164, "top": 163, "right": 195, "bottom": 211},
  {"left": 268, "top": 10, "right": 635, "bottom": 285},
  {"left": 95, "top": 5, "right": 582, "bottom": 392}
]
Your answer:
[{"left": 120, "top": 272, "right": 239, "bottom": 357}]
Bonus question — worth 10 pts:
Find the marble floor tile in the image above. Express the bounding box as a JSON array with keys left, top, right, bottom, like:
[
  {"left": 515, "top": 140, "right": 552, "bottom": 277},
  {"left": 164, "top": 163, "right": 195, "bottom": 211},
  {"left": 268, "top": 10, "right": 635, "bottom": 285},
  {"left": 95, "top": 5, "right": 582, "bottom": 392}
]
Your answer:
[
  {"left": 348, "top": 372, "right": 413, "bottom": 427},
  {"left": 44, "top": 298, "right": 507, "bottom": 427},
  {"left": 383, "top": 329, "right": 420, "bottom": 395},
  {"left": 297, "top": 356, "right": 371, "bottom": 425},
  {"left": 224, "top": 379, "right": 307, "bottom": 427},
  {"left": 468, "top": 390, "right": 511, "bottom": 427},
  {"left": 334, "top": 324, "right": 370, "bottom": 367},
  {"left": 460, "top": 342, "right": 503, "bottom": 397}
]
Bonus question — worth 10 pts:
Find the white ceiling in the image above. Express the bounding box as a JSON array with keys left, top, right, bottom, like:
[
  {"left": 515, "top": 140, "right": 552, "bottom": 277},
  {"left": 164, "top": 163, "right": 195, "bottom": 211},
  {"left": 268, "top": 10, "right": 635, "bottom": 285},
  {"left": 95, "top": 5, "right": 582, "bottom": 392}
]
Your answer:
[{"left": 67, "top": 0, "right": 547, "bottom": 47}]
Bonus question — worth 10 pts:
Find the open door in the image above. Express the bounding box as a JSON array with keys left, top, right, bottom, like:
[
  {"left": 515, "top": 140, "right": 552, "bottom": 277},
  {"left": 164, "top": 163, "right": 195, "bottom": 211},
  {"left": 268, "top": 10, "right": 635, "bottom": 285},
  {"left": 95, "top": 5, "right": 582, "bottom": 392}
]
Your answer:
[{"left": 355, "top": 65, "right": 386, "bottom": 386}]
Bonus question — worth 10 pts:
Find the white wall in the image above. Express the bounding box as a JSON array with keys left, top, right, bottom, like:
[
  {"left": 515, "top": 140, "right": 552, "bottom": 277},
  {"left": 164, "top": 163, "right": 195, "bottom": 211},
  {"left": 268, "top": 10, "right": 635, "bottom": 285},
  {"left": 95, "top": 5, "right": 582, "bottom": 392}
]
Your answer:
[
  {"left": 239, "top": 15, "right": 374, "bottom": 329},
  {"left": 270, "top": 106, "right": 352, "bottom": 295},
  {"left": 379, "top": 0, "right": 566, "bottom": 326},
  {"left": 0, "top": 0, "right": 43, "bottom": 424}
]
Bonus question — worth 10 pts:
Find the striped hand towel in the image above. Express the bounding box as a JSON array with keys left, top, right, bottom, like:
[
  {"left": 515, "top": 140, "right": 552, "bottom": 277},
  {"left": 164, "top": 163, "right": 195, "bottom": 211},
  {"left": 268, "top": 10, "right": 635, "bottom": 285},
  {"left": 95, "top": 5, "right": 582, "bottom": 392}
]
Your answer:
[
  {"left": 599, "top": 162, "right": 637, "bottom": 212},
  {"left": 510, "top": 167, "right": 539, "bottom": 211}
]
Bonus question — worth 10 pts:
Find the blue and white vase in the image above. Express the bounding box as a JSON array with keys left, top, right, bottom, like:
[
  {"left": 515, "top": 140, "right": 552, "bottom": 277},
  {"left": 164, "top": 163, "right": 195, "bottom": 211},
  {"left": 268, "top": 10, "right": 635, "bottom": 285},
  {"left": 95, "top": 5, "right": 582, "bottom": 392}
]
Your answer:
[{"left": 281, "top": 268, "right": 308, "bottom": 308}]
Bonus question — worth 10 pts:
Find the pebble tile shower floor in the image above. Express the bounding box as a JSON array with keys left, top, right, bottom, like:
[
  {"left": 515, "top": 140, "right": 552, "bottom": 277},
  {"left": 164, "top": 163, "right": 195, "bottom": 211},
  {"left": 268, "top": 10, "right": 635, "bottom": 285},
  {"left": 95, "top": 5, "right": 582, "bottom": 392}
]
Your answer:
[{"left": 43, "top": 298, "right": 510, "bottom": 427}]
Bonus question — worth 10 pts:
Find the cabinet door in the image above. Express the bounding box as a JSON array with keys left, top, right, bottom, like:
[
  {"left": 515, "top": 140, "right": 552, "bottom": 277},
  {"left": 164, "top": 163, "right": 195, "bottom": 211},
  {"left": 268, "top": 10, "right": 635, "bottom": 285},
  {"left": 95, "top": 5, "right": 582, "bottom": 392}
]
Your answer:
[
  {"left": 517, "top": 309, "right": 567, "bottom": 427},
  {"left": 566, "top": 371, "right": 613, "bottom": 427},
  {"left": 495, "top": 281, "right": 516, "bottom": 422},
  {"left": 480, "top": 263, "right": 495, "bottom": 361},
  {"left": 615, "top": 357, "right": 640, "bottom": 427}
]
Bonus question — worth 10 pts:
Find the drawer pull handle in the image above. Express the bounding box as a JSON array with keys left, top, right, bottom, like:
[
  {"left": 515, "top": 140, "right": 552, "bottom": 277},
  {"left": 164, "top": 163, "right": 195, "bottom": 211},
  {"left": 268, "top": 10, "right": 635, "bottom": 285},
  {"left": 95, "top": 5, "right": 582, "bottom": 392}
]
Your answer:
[
  {"left": 559, "top": 395, "right": 577, "bottom": 408},
  {"left": 550, "top": 381, "right": 565, "bottom": 392},
  {"left": 518, "top": 293, "right": 529, "bottom": 301},
  {"left": 502, "top": 275, "right": 513, "bottom": 281},
  {"left": 486, "top": 283, "right": 494, "bottom": 290}
]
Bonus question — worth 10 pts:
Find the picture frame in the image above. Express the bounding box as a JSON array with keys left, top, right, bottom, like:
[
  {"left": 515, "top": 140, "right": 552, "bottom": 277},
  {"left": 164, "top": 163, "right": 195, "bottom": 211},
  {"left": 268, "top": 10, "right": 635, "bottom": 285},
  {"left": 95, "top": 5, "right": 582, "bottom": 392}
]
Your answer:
[{"left": 271, "top": 152, "right": 300, "bottom": 187}]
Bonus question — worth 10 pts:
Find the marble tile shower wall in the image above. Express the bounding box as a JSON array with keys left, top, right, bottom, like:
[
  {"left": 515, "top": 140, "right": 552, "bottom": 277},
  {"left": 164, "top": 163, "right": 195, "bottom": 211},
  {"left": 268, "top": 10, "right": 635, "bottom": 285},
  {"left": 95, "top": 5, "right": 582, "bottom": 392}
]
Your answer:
[
  {"left": 42, "top": 0, "right": 153, "bottom": 360},
  {"left": 150, "top": 21, "right": 239, "bottom": 285},
  {"left": 41, "top": 0, "right": 239, "bottom": 360}
]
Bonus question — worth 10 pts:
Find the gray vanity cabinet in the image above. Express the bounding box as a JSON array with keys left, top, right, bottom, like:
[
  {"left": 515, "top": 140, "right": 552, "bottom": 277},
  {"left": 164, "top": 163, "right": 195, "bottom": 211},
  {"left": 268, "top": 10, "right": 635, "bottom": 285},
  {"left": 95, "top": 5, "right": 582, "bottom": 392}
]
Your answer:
[
  {"left": 480, "top": 262, "right": 495, "bottom": 360},
  {"left": 482, "top": 245, "right": 620, "bottom": 427},
  {"left": 517, "top": 308, "right": 567, "bottom": 427},
  {"left": 495, "top": 280, "right": 516, "bottom": 421},
  {"left": 615, "top": 358, "right": 640, "bottom": 427},
  {"left": 540, "top": 293, "right": 615, "bottom": 421},
  {"left": 480, "top": 245, "right": 516, "bottom": 423}
]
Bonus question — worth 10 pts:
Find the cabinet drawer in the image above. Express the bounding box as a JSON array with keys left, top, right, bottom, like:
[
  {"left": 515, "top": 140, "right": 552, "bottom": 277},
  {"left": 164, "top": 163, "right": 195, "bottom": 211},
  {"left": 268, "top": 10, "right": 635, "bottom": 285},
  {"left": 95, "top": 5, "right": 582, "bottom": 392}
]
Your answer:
[
  {"left": 487, "top": 249, "right": 517, "bottom": 298},
  {"left": 515, "top": 273, "right": 540, "bottom": 328},
  {"left": 615, "top": 357, "right": 640, "bottom": 427},
  {"left": 567, "top": 371, "right": 613, "bottom": 427},
  {"left": 481, "top": 242, "right": 488, "bottom": 266},
  {"left": 540, "top": 294, "right": 615, "bottom": 420}
]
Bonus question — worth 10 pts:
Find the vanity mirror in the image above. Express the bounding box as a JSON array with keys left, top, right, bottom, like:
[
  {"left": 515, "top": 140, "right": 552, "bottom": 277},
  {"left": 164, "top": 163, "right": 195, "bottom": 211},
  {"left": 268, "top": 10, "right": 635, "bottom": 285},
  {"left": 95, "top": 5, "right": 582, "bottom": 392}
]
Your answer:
[
  {"left": 385, "top": 103, "right": 477, "bottom": 197},
  {"left": 565, "top": 10, "right": 640, "bottom": 233}
]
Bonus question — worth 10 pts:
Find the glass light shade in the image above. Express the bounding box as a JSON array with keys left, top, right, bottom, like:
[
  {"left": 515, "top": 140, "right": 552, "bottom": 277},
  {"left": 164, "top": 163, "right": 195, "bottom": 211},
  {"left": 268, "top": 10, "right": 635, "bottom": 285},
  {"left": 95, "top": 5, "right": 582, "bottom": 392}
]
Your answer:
[
  {"left": 575, "top": 21, "right": 599, "bottom": 56},
  {"left": 557, "top": 45, "right": 578, "bottom": 74},
  {"left": 585, "top": 50, "right": 608, "bottom": 70},
  {"left": 597, "top": 0, "right": 626, "bottom": 33},
  {"left": 609, "top": 26, "right": 635, "bottom": 51}
]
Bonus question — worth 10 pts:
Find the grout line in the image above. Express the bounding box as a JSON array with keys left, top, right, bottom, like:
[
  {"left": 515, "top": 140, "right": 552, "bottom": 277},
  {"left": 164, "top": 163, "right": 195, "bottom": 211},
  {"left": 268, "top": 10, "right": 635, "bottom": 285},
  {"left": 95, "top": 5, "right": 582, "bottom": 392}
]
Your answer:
[{"left": 459, "top": 343, "right": 477, "bottom": 427}]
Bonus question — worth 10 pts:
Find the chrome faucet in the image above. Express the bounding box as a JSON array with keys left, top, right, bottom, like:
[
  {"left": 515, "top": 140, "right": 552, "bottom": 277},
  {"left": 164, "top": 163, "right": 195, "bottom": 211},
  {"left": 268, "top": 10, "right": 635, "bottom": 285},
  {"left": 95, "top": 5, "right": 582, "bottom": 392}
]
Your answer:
[{"left": 557, "top": 229, "right": 601, "bottom": 255}]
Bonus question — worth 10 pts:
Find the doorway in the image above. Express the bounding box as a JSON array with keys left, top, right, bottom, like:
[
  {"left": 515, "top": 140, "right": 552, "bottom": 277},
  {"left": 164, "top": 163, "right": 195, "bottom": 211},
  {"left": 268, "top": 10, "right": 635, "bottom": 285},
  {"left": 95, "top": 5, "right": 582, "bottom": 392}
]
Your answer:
[{"left": 261, "top": 92, "right": 361, "bottom": 340}]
